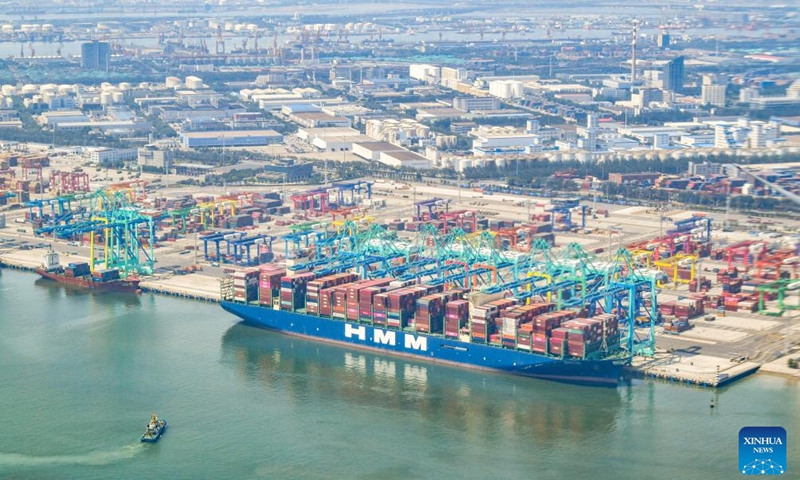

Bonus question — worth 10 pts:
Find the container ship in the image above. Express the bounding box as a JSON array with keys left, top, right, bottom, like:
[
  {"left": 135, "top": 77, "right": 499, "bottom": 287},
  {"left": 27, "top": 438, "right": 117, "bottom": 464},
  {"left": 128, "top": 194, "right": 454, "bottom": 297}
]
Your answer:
[
  {"left": 35, "top": 251, "right": 140, "bottom": 293},
  {"left": 221, "top": 267, "right": 627, "bottom": 386}
]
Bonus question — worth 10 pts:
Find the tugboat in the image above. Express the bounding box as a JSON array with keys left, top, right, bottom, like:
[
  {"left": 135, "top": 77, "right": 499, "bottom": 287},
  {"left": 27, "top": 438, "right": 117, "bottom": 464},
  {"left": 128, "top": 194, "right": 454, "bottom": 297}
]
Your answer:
[{"left": 140, "top": 413, "right": 167, "bottom": 443}]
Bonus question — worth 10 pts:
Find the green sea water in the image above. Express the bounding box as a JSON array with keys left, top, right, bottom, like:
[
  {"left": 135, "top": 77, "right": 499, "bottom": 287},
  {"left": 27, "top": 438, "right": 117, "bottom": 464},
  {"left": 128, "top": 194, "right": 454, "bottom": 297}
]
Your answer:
[{"left": 0, "top": 268, "right": 798, "bottom": 479}]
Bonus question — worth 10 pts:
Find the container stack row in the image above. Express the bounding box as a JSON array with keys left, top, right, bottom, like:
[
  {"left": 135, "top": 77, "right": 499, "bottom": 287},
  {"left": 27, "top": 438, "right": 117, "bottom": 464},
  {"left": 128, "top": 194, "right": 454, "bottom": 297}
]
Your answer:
[
  {"left": 233, "top": 268, "right": 259, "bottom": 302},
  {"left": 387, "top": 285, "right": 443, "bottom": 328},
  {"left": 92, "top": 268, "right": 121, "bottom": 283},
  {"left": 258, "top": 267, "right": 286, "bottom": 306},
  {"left": 470, "top": 298, "right": 518, "bottom": 343},
  {"left": 64, "top": 262, "right": 91, "bottom": 278},
  {"left": 306, "top": 273, "right": 357, "bottom": 315},
  {"left": 345, "top": 278, "right": 394, "bottom": 321},
  {"left": 415, "top": 290, "right": 465, "bottom": 334},
  {"left": 518, "top": 309, "right": 575, "bottom": 353},
  {"left": 279, "top": 272, "right": 315, "bottom": 311},
  {"left": 549, "top": 315, "right": 619, "bottom": 359},
  {"left": 444, "top": 300, "right": 470, "bottom": 339}
]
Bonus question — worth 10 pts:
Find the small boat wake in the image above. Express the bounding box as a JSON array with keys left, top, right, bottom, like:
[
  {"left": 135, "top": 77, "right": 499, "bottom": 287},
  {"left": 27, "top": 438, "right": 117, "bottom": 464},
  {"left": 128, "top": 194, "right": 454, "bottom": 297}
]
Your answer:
[{"left": 0, "top": 444, "right": 143, "bottom": 467}]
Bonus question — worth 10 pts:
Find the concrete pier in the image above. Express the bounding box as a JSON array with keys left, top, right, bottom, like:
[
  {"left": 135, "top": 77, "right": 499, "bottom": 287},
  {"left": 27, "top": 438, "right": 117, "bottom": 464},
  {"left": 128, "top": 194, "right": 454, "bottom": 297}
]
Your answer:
[
  {"left": 139, "top": 273, "right": 221, "bottom": 302},
  {"left": 1, "top": 249, "right": 221, "bottom": 302},
  {"left": 759, "top": 353, "right": 800, "bottom": 380},
  {"left": 632, "top": 353, "right": 761, "bottom": 387}
]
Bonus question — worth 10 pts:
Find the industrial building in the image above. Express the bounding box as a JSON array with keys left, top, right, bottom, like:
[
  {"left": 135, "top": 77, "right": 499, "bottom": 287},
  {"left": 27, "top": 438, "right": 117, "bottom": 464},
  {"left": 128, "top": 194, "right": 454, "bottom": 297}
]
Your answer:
[
  {"left": 179, "top": 130, "right": 283, "bottom": 148},
  {"left": 452, "top": 96, "right": 500, "bottom": 112},
  {"left": 90, "top": 148, "right": 138, "bottom": 166},
  {"left": 263, "top": 159, "right": 314, "bottom": 181},
  {"left": 312, "top": 135, "right": 374, "bottom": 152},
  {"left": 409, "top": 64, "right": 440, "bottom": 84},
  {"left": 378, "top": 150, "right": 432, "bottom": 169},
  {"left": 287, "top": 111, "right": 351, "bottom": 128},
  {"left": 137, "top": 145, "right": 173, "bottom": 169},
  {"left": 471, "top": 126, "right": 553, "bottom": 156},
  {"left": 40, "top": 110, "right": 89, "bottom": 127},
  {"left": 352, "top": 141, "right": 407, "bottom": 161}
]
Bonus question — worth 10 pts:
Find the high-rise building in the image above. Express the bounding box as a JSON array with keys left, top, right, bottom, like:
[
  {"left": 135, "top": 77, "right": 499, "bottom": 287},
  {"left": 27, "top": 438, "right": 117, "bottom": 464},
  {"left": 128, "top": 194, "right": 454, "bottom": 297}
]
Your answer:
[
  {"left": 657, "top": 33, "right": 670, "bottom": 48},
  {"left": 701, "top": 74, "right": 727, "bottom": 107},
  {"left": 81, "top": 41, "right": 110, "bottom": 71},
  {"left": 662, "top": 56, "right": 685, "bottom": 94}
]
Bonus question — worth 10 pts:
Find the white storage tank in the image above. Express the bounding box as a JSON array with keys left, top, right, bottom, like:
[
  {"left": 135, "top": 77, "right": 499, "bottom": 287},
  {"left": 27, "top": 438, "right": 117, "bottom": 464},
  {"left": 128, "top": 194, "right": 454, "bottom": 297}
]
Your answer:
[{"left": 165, "top": 76, "right": 182, "bottom": 88}]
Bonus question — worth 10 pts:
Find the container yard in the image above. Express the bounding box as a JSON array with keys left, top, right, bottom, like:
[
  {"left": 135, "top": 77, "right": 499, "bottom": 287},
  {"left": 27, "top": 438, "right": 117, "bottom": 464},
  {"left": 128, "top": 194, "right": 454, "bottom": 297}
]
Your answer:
[{"left": 1, "top": 175, "right": 799, "bottom": 386}]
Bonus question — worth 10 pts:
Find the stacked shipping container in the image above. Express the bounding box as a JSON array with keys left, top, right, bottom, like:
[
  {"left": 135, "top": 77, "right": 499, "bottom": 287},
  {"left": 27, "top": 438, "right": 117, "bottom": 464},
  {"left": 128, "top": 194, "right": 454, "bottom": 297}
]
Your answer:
[
  {"left": 416, "top": 290, "right": 465, "bottom": 334},
  {"left": 258, "top": 267, "right": 285, "bottom": 306},
  {"left": 233, "top": 268, "right": 259, "bottom": 302},
  {"left": 248, "top": 263, "right": 624, "bottom": 359},
  {"left": 280, "top": 272, "right": 315, "bottom": 311},
  {"left": 445, "top": 300, "right": 469, "bottom": 339},
  {"left": 305, "top": 273, "right": 358, "bottom": 316}
]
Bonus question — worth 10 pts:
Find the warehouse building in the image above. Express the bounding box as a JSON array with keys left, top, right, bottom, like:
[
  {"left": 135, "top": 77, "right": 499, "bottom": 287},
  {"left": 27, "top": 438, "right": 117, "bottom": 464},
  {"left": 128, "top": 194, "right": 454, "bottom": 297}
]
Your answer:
[{"left": 180, "top": 130, "right": 283, "bottom": 148}]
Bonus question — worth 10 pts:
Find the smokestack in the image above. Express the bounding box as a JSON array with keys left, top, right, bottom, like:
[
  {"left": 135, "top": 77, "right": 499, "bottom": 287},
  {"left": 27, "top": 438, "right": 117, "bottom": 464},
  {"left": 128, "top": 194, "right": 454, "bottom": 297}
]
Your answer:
[{"left": 631, "top": 20, "right": 638, "bottom": 83}]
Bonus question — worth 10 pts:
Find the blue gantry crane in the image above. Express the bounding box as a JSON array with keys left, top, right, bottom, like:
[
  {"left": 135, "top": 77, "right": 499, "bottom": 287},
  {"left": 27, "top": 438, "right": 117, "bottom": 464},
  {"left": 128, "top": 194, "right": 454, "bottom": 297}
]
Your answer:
[
  {"left": 329, "top": 180, "right": 373, "bottom": 206},
  {"left": 30, "top": 190, "right": 157, "bottom": 276},
  {"left": 548, "top": 198, "right": 586, "bottom": 231}
]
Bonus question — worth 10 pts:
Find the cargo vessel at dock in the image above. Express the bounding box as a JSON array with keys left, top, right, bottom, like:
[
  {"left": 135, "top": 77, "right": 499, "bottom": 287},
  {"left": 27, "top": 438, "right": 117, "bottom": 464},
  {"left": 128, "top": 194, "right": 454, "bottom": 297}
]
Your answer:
[
  {"left": 220, "top": 267, "right": 629, "bottom": 386},
  {"left": 35, "top": 252, "right": 141, "bottom": 293}
]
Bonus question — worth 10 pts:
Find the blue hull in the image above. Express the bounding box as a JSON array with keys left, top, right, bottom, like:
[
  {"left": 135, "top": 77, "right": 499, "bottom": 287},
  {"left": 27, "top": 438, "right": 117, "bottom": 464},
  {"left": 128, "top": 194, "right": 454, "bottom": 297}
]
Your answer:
[
  {"left": 141, "top": 421, "right": 167, "bottom": 443},
  {"left": 221, "top": 302, "right": 623, "bottom": 387}
]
